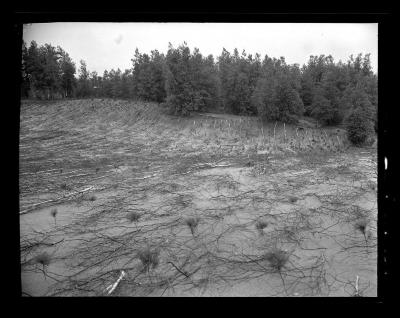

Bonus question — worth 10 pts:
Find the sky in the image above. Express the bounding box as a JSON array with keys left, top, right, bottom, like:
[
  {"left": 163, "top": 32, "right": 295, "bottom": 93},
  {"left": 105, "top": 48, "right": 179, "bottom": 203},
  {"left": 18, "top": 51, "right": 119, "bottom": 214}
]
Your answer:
[{"left": 23, "top": 23, "right": 378, "bottom": 75}]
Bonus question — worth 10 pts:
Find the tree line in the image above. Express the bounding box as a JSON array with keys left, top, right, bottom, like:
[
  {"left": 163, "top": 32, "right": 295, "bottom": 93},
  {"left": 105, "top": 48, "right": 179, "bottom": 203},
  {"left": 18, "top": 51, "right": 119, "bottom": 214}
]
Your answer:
[{"left": 21, "top": 40, "right": 377, "bottom": 139}]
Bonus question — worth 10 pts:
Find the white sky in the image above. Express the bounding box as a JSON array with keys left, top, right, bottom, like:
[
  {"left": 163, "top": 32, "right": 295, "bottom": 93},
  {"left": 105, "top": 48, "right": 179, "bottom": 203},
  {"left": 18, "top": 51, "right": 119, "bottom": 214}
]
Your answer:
[{"left": 23, "top": 23, "right": 378, "bottom": 75}]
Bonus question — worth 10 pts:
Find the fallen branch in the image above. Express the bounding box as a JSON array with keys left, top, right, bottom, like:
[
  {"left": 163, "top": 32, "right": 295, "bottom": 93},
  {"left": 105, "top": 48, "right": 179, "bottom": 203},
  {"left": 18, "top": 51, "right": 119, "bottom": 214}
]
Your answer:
[
  {"left": 168, "top": 262, "right": 189, "bottom": 278},
  {"left": 104, "top": 270, "right": 126, "bottom": 295},
  {"left": 20, "top": 186, "right": 95, "bottom": 215}
]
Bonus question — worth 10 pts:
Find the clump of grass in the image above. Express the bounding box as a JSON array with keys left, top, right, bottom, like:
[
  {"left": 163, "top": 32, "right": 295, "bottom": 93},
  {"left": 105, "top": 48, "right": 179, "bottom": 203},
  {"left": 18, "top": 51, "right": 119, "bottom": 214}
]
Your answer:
[
  {"left": 127, "top": 211, "right": 141, "bottom": 223},
  {"left": 354, "top": 218, "right": 370, "bottom": 253},
  {"left": 137, "top": 247, "right": 159, "bottom": 272},
  {"left": 35, "top": 252, "right": 51, "bottom": 273},
  {"left": 185, "top": 216, "right": 200, "bottom": 236},
  {"left": 367, "top": 180, "right": 376, "bottom": 191},
  {"left": 255, "top": 220, "right": 268, "bottom": 231},
  {"left": 246, "top": 160, "right": 255, "bottom": 167},
  {"left": 35, "top": 252, "right": 51, "bottom": 266},
  {"left": 354, "top": 218, "right": 369, "bottom": 235},
  {"left": 50, "top": 208, "right": 58, "bottom": 225},
  {"left": 288, "top": 196, "right": 298, "bottom": 203},
  {"left": 175, "top": 194, "right": 192, "bottom": 208},
  {"left": 60, "top": 183, "right": 68, "bottom": 190},
  {"left": 88, "top": 195, "right": 97, "bottom": 201},
  {"left": 263, "top": 248, "right": 289, "bottom": 271}
]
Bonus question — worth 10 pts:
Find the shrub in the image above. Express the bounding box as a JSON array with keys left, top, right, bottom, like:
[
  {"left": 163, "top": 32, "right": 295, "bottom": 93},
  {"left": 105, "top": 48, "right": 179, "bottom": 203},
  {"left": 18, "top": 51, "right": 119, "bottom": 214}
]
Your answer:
[
  {"left": 310, "top": 94, "right": 332, "bottom": 125},
  {"left": 252, "top": 79, "right": 303, "bottom": 123},
  {"left": 345, "top": 108, "right": 374, "bottom": 145}
]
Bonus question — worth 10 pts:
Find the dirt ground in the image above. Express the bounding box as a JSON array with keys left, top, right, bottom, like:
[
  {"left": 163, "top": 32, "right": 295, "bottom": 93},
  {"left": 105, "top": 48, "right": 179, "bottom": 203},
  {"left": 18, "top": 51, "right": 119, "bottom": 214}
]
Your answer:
[{"left": 19, "top": 99, "right": 377, "bottom": 297}]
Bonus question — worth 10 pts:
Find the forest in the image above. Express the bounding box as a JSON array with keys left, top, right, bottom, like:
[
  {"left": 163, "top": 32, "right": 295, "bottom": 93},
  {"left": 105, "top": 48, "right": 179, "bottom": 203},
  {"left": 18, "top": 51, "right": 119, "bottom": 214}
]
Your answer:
[{"left": 21, "top": 40, "right": 377, "bottom": 144}]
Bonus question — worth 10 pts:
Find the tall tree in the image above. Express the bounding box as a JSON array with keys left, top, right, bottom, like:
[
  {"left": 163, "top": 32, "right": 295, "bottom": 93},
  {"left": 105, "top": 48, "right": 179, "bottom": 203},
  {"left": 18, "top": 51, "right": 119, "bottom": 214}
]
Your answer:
[
  {"left": 251, "top": 55, "right": 303, "bottom": 122},
  {"left": 58, "top": 48, "right": 76, "bottom": 98},
  {"left": 21, "top": 41, "right": 30, "bottom": 98},
  {"left": 76, "top": 60, "right": 91, "bottom": 97}
]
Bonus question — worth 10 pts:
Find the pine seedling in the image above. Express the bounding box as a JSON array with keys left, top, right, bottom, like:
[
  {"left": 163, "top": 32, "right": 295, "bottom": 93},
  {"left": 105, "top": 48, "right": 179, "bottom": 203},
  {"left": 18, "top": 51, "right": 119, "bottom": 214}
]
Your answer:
[
  {"left": 288, "top": 196, "right": 298, "bottom": 203},
  {"left": 264, "top": 248, "right": 289, "bottom": 272},
  {"left": 35, "top": 252, "right": 51, "bottom": 277},
  {"left": 354, "top": 218, "right": 370, "bottom": 253},
  {"left": 354, "top": 218, "right": 368, "bottom": 235},
  {"left": 50, "top": 208, "right": 58, "bottom": 225},
  {"left": 127, "top": 211, "right": 141, "bottom": 228},
  {"left": 255, "top": 220, "right": 268, "bottom": 235},
  {"left": 137, "top": 247, "right": 159, "bottom": 275},
  {"left": 185, "top": 217, "right": 200, "bottom": 236}
]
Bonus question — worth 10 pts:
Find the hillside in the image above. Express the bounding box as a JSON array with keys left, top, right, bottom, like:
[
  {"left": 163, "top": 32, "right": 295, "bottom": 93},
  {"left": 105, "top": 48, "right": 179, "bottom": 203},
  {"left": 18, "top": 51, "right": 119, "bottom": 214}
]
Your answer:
[{"left": 20, "top": 99, "right": 377, "bottom": 297}]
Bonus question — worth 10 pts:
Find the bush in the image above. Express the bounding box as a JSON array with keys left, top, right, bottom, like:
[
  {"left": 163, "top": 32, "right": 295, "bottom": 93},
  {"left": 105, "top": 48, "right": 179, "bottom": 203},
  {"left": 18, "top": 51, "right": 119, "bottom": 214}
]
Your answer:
[
  {"left": 345, "top": 109, "right": 374, "bottom": 145},
  {"left": 310, "top": 94, "right": 332, "bottom": 125},
  {"left": 251, "top": 79, "right": 303, "bottom": 123}
]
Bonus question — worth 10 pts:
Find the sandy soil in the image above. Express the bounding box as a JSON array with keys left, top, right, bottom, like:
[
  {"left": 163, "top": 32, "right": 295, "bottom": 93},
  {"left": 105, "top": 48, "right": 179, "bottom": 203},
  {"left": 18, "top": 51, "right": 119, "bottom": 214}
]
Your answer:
[{"left": 19, "top": 99, "right": 377, "bottom": 297}]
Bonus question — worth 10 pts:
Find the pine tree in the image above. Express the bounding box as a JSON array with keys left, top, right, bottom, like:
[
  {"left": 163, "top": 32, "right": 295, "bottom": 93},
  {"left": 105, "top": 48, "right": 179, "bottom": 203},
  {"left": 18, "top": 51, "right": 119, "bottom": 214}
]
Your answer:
[
  {"left": 59, "top": 48, "right": 76, "bottom": 98},
  {"left": 76, "top": 60, "right": 91, "bottom": 97}
]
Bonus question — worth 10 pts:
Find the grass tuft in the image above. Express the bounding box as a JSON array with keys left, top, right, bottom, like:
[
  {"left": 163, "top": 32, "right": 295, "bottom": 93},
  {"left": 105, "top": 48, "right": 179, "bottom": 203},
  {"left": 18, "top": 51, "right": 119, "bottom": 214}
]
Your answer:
[
  {"left": 354, "top": 218, "right": 369, "bottom": 234},
  {"left": 263, "top": 248, "right": 289, "bottom": 271},
  {"left": 255, "top": 220, "right": 268, "bottom": 231},
  {"left": 185, "top": 216, "right": 200, "bottom": 236},
  {"left": 288, "top": 196, "right": 298, "bottom": 203},
  {"left": 137, "top": 247, "right": 159, "bottom": 272},
  {"left": 127, "top": 211, "right": 141, "bottom": 223},
  {"left": 35, "top": 252, "right": 51, "bottom": 267},
  {"left": 50, "top": 208, "right": 58, "bottom": 218}
]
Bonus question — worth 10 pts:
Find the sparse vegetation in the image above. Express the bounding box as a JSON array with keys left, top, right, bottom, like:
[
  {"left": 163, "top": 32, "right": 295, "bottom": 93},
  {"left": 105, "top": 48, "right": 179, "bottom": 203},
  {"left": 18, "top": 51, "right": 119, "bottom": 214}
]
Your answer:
[
  {"left": 255, "top": 220, "right": 268, "bottom": 231},
  {"left": 288, "top": 196, "right": 298, "bottom": 203},
  {"left": 19, "top": 99, "right": 377, "bottom": 296},
  {"left": 263, "top": 249, "right": 289, "bottom": 272},
  {"left": 35, "top": 252, "right": 51, "bottom": 270},
  {"left": 185, "top": 216, "right": 200, "bottom": 236},
  {"left": 50, "top": 208, "right": 58, "bottom": 225},
  {"left": 126, "top": 211, "right": 141, "bottom": 223},
  {"left": 137, "top": 247, "right": 159, "bottom": 272},
  {"left": 20, "top": 30, "right": 377, "bottom": 297},
  {"left": 354, "top": 218, "right": 369, "bottom": 235}
]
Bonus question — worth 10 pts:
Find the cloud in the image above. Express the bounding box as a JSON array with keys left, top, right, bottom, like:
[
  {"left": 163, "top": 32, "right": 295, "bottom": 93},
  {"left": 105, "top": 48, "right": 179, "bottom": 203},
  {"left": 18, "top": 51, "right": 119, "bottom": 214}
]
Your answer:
[{"left": 114, "top": 34, "right": 123, "bottom": 45}]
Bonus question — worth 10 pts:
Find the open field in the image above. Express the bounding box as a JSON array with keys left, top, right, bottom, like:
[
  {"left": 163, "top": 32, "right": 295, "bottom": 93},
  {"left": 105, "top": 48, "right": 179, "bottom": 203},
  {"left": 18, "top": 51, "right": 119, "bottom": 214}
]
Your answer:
[{"left": 19, "top": 99, "right": 377, "bottom": 297}]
